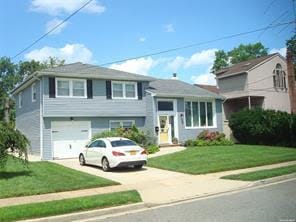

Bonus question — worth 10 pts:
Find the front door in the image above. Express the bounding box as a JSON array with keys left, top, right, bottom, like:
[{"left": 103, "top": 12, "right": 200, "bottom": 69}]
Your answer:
[{"left": 159, "top": 115, "right": 170, "bottom": 144}]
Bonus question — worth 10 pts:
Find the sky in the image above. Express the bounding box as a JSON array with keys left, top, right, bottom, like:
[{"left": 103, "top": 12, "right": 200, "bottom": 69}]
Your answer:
[{"left": 0, "top": 0, "right": 294, "bottom": 85}]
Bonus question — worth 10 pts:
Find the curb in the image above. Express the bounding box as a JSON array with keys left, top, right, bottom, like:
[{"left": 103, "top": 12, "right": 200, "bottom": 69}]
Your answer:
[
  {"left": 252, "top": 173, "right": 296, "bottom": 186},
  {"left": 22, "top": 203, "right": 147, "bottom": 222}
]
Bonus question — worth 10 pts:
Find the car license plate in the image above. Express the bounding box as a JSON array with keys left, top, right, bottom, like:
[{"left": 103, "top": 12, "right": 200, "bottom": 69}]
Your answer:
[{"left": 130, "top": 151, "right": 136, "bottom": 155}]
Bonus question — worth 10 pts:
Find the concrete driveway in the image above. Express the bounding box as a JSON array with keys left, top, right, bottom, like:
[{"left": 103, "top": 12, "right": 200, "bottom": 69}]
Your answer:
[{"left": 55, "top": 155, "right": 251, "bottom": 205}]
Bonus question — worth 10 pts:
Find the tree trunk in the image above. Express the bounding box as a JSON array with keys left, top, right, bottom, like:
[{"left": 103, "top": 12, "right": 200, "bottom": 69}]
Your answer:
[{"left": 4, "top": 97, "right": 10, "bottom": 123}]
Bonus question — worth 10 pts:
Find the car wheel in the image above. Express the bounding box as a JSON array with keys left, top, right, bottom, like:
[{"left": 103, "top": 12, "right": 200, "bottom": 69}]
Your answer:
[
  {"left": 79, "top": 154, "right": 85, "bottom": 166},
  {"left": 102, "top": 157, "right": 110, "bottom": 172},
  {"left": 134, "top": 164, "right": 143, "bottom": 169}
]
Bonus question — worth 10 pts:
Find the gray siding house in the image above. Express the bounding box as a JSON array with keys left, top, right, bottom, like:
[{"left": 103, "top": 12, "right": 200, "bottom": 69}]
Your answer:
[{"left": 12, "top": 63, "right": 223, "bottom": 160}]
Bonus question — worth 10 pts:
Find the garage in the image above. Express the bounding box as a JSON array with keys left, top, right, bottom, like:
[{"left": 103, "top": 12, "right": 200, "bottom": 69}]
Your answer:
[{"left": 51, "top": 121, "right": 91, "bottom": 159}]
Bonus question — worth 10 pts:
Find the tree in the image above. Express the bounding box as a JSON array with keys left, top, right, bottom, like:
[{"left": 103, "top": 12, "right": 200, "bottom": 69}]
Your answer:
[
  {"left": 286, "top": 34, "right": 296, "bottom": 79},
  {"left": 211, "top": 42, "right": 269, "bottom": 73}
]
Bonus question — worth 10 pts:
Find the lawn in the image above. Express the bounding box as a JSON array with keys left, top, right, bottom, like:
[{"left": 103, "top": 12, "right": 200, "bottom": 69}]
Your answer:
[
  {"left": 221, "top": 165, "right": 296, "bottom": 181},
  {"left": 0, "top": 190, "right": 141, "bottom": 222},
  {"left": 148, "top": 145, "right": 296, "bottom": 175},
  {"left": 0, "top": 157, "right": 118, "bottom": 198}
]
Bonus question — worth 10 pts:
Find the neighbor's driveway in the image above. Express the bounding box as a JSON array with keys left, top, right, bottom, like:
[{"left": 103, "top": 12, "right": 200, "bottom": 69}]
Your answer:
[{"left": 55, "top": 148, "right": 251, "bottom": 205}]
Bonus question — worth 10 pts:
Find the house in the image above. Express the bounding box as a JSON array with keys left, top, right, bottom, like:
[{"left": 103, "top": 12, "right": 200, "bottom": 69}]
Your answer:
[
  {"left": 214, "top": 53, "right": 292, "bottom": 119},
  {"left": 11, "top": 63, "right": 223, "bottom": 160}
]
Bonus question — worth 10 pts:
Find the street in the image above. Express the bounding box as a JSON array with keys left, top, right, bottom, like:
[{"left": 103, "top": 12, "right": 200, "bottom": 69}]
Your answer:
[{"left": 87, "top": 179, "right": 296, "bottom": 222}]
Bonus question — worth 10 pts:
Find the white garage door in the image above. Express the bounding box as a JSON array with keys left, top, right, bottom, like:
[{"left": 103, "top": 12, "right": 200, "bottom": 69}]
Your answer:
[{"left": 52, "top": 121, "right": 91, "bottom": 159}]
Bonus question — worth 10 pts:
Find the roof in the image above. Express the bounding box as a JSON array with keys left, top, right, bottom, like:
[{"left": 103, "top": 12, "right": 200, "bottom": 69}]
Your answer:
[
  {"left": 195, "top": 84, "right": 220, "bottom": 94},
  {"left": 11, "top": 62, "right": 155, "bottom": 95},
  {"left": 215, "top": 53, "right": 280, "bottom": 77},
  {"left": 148, "top": 79, "right": 224, "bottom": 99}
]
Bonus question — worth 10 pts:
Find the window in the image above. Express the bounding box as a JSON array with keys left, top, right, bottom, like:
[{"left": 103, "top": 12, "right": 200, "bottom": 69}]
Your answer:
[
  {"left": 32, "top": 83, "right": 37, "bottom": 102},
  {"left": 112, "top": 82, "right": 137, "bottom": 99},
  {"left": 109, "top": 120, "right": 135, "bottom": 131},
  {"left": 111, "top": 140, "right": 136, "bottom": 147},
  {"left": 56, "top": 79, "right": 86, "bottom": 97},
  {"left": 88, "top": 140, "right": 106, "bottom": 148},
  {"left": 158, "top": 101, "right": 174, "bottom": 111},
  {"left": 273, "top": 64, "right": 287, "bottom": 90},
  {"left": 18, "top": 92, "right": 23, "bottom": 108},
  {"left": 185, "top": 100, "right": 215, "bottom": 128}
]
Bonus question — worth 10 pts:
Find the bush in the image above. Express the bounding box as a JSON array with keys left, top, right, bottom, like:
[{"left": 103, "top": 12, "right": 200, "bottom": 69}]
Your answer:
[
  {"left": 229, "top": 108, "right": 296, "bottom": 147},
  {"left": 145, "top": 144, "right": 160, "bottom": 154},
  {"left": 184, "top": 130, "right": 233, "bottom": 147},
  {"left": 0, "top": 123, "right": 29, "bottom": 168},
  {"left": 91, "top": 125, "right": 156, "bottom": 147}
]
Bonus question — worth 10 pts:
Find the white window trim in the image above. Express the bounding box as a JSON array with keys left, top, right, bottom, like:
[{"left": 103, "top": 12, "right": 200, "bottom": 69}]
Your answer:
[
  {"left": 55, "top": 78, "right": 87, "bottom": 98},
  {"left": 32, "top": 83, "right": 37, "bottom": 102},
  {"left": 111, "top": 81, "right": 138, "bottom": 100},
  {"left": 18, "top": 92, "right": 22, "bottom": 108},
  {"left": 109, "top": 120, "right": 136, "bottom": 130},
  {"left": 157, "top": 99, "right": 175, "bottom": 112},
  {"left": 184, "top": 99, "right": 217, "bottom": 129}
]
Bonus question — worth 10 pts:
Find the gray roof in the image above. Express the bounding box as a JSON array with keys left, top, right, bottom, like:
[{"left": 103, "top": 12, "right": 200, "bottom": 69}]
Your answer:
[{"left": 148, "top": 79, "right": 224, "bottom": 99}]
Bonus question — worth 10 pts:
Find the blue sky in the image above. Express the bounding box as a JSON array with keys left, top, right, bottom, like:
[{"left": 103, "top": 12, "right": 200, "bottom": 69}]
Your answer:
[{"left": 0, "top": 0, "right": 294, "bottom": 85}]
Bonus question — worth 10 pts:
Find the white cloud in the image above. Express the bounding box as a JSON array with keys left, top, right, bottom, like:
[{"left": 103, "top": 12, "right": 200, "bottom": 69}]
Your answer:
[
  {"left": 24, "top": 43, "right": 94, "bottom": 63},
  {"left": 110, "top": 57, "right": 157, "bottom": 75},
  {"left": 167, "top": 56, "right": 186, "bottom": 71},
  {"left": 191, "top": 73, "right": 217, "bottom": 85},
  {"left": 45, "top": 18, "right": 68, "bottom": 35},
  {"left": 164, "top": 24, "right": 174, "bottom": 32},
  {"left": 139, "top": 37, "right": 146, "bottom": 42},
  {"left": 30, "top": 0, "right": 105, "bottom": 16},
  {"left": 270, "top": 47, "right": 287, "bottom": 57},
  {"left": 185, "top": 49, "right": 217, "bottom": 68}
]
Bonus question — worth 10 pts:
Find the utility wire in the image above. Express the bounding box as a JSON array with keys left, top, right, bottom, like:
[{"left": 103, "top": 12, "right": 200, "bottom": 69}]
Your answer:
[
  {"left": 264, "top": 0, "right": 277, "bottom": 14},
  {"left": 292, "top": 0, "right": 296, "bottom": 32},
  {"left": 11, "top": 0, "right": 94, "bottom": 60},
  {"left": 99, "top": 21, "right": 295, "bottom": 67}
]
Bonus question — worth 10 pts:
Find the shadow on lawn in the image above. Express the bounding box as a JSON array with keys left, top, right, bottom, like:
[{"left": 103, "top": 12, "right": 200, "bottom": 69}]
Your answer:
[{"left": 0, "top": 171, "right": 32, "bottom": 179}]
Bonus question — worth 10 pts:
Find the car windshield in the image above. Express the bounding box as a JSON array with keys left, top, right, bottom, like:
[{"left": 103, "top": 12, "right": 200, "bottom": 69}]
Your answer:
[{"left": 111, "top": 140, "right": 137, "bottom": 147}]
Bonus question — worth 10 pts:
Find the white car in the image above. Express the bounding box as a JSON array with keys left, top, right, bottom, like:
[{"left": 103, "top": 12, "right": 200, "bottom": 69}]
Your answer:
[{"left": 79, "top": 137, "right": 148, "bottom": 171}]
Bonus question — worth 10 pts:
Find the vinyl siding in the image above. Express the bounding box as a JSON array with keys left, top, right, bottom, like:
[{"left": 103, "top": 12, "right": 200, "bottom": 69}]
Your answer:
[
  {"left": 43, "top": 77, "right": 149, "bottom": 117},
  {"left": 15, "top": 81, "right": 41, "bottom": 154}
]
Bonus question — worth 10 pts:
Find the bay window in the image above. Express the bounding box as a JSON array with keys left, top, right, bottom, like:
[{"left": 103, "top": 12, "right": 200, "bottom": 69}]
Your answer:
[
  {"left": 112, "top": 81, "right": 137, "bottom": 99},
  {"left": 185, "top": 100, "right": 215, "bottom": 128}
]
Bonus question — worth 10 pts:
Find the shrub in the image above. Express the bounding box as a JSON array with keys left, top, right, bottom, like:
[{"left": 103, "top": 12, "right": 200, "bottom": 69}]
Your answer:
[
  {"left": 229, "top": 108, "right": 296, "bottom": 147},
  {"left": 172, "top": 137, "right": 179, "bottom": 144},
  {"left": 0, "top": 123, "right": 29, "bottom": 168},
  {"left": 145, "top": 144, "right": 160, "bottom": 154}
]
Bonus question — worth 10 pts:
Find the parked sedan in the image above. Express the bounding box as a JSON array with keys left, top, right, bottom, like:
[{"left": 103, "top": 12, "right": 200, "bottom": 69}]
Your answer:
[{"left": 79, "top": 137, "right": 148, "bottom": 171}]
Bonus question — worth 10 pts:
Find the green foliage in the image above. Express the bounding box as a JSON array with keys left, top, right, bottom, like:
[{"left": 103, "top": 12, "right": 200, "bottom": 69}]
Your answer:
[
  {"left": 185, "top": 130, "right": 233, "bottom": 147},
  {"left": 286, "top": 34, "right": 296, "bottom": 79},
  {"left": 91, "top": 125, "right": 156, "bottom": 146},
  {"left": 0, "top": 123, "right": 29, "bottom": 168},
  {"left": 145, "top": 144, "right": 160, "bottom": 154},
  {"left": 211, "top": 42, "right": 268, "bottom": 73},
  {"left": 229, "top": 108, "right": 296, "bottom": 147}
]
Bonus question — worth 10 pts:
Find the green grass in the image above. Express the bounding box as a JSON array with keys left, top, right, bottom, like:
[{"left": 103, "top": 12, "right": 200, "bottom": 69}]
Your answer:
[
  {"left": 148, "top": 145, "right": 296, "bottom": 175},
  {"left": 0, "top": 157, "right": 118, "bottom": 198},
  {"left": 221, "top": 165, "right": 296, "bottom": 181},
  {"left": 0, "top": 190, "right": 141, "bottom": 222}
]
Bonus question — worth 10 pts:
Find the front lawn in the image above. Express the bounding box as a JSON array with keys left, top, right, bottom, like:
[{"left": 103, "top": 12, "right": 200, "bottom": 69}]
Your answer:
[
  {"left": 221, "top": 165, "right": 296, "bottom": 181},
  {"left": 148, "top": 145, "right": 296, "bottom": 175},
  {"left": 0, "top": 157, "right": 118, "bottom": 198},
  {"left": 0, "top": 190, "right": 141, "bottom": 222}
]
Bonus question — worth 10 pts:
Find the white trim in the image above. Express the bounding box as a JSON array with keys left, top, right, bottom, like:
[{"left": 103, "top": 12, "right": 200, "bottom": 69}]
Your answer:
[
  {"left": 109, "top": 120, "right": 136, "bottom": 130},
  {"left": 18, "top": 92, "right": 22, "bottom": 108},
  {"left": 55, "top": 78, "right": 87, "bottom": 98},
  {"left": 39, "top": 79, "right": 43, "bottom": 160},
  {"left": 111, "top": 81, "right": 138, "bottom": 100},
  {"left": 184, "top": 98, "right": 217, "bottom": 129},
  {"left": 31, "top": 83, "right": 37, "bottom": 102}
]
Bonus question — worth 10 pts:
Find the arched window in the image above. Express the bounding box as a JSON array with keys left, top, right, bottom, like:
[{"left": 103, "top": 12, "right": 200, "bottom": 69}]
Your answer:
[{"left": 273, "top": 64, "right": 287, "bottom": 89}]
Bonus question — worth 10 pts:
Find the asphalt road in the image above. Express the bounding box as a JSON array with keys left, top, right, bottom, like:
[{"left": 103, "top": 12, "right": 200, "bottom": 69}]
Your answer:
[{"left": 91, "top": 179, "right": 296, "bottom": 222}]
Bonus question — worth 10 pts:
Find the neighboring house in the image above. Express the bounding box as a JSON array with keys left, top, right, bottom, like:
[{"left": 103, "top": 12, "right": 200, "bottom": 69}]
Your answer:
[
  {"left": 11, "top": 63, "right": 223, "bottom": 160},
  {"left": 214, "top": 53, "right": 291, "bottom": 119}
]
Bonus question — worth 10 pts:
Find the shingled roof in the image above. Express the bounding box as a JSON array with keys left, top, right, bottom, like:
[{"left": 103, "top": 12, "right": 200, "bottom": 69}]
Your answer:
[
  {"left": 215, "top": 53, "right": 278, "bottom": 77},
  {"left": 195, "top": 84, "right": 220, "bottom": 94}
]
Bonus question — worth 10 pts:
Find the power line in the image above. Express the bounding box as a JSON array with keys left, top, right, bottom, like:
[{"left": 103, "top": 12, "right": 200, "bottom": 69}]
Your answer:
[
  {"left": 11, "top": 0, "right": 94, "bottom": 60},
  {"left": 99, "top": 21, "right": 295, "bottom": 67},
  {"left": 264, "top": 0, "right": 277, "bottom": 14},
  {"left": 292, "top": 0, "right": 296, "bottom": 32}
]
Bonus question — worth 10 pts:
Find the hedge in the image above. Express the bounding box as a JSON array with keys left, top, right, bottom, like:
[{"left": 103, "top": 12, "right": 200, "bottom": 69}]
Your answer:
[{"left": 229, "top": 108, "right": 296, "bottom": 147}]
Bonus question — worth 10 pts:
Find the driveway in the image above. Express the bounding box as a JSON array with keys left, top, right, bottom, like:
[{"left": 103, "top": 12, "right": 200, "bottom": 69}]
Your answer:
[{"left": 55, "top": 155, "right": 251, "bottom": 205}]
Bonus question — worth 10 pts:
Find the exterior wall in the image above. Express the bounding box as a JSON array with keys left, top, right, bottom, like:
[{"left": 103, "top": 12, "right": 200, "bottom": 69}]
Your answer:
[
  {"left": 43, "top": 77, "right": 149, "bottom": 117},
  {"left": 247, "top": 56, "right": 290, "bottom": 113},
  {"left": 217, "top": 73, "right": 248, "bottom": 95},
  {"left": 15, "top": 80, "right": 41, "bottom": 155},
  {"left": 144, "top": 92, "right": 156, "bottom": 135},
  {"left": 42, "top": 116, "right": 146, "bottom": 160}
]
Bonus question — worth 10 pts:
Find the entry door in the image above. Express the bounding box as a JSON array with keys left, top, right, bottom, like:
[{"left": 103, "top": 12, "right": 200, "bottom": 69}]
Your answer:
[
  {"left": 52, "top": 121, "right": 90, "bottom": 159},
  {"left": 159, "top": 115, "right": 170, "bottom": 144}
]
